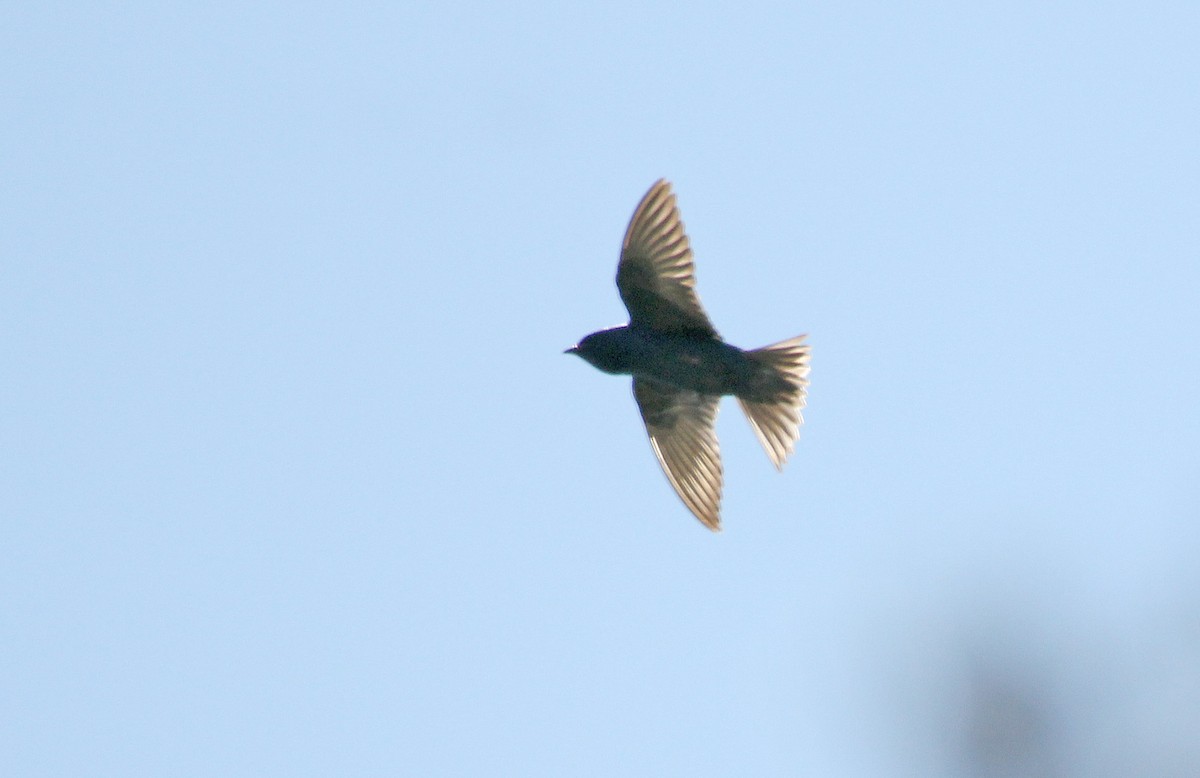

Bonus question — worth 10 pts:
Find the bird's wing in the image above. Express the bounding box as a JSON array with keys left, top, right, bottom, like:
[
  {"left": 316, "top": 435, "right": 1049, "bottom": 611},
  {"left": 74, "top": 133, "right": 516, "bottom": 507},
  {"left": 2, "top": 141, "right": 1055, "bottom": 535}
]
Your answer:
[
  {"left": 633, "top": 378, "right": 723, "bottom": 531},
  {"left": 617, "top": 180, "right": 718, "bottom": 337}
]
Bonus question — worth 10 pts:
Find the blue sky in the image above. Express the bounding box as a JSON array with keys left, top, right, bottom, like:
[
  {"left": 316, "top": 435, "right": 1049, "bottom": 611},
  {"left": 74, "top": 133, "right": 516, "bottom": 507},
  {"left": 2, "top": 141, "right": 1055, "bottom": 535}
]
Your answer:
[{"left": 3, "top": 3, "right": 1198, "bottom": 775}]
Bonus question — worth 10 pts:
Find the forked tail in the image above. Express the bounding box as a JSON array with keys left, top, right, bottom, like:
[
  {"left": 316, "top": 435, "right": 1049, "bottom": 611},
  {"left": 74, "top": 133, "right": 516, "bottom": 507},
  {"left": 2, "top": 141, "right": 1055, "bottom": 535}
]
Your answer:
[{"left": 736, "top": 335, "right": 811, "bottom": 470}]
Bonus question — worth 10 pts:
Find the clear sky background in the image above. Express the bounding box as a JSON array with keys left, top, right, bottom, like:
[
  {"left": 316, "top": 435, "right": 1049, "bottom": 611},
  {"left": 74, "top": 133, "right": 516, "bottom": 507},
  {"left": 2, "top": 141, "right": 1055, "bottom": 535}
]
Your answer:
[{"left": 4, "top": 3, "right": 1198, "bottom": 776}]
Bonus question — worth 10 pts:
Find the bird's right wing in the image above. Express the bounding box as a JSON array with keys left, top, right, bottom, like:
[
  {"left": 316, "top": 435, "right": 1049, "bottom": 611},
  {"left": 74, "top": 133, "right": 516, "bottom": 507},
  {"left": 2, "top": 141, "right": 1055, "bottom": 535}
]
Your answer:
[
  {"left": 617, "top": 180, "right": 718, "bottom": 337},
  {"left": 633, "top": 378, "right": 723, "bottom": 531}
]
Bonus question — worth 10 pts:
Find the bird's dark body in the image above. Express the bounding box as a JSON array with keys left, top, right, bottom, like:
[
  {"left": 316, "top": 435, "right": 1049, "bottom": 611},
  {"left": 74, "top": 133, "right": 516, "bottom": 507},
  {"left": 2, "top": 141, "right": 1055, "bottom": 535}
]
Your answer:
[
  {"left": 574, "top": 325, "right": 789, "bottom": 404},
  {"left": 565, "top": 179, "right": 809, "bottom": 530}
]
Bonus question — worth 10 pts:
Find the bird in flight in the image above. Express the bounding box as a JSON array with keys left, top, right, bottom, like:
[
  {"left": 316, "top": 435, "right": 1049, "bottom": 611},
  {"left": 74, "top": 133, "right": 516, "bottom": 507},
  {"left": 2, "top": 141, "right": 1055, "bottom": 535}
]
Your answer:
[{"left": 566, "top": 179, "right": 810, "bottom": 531}]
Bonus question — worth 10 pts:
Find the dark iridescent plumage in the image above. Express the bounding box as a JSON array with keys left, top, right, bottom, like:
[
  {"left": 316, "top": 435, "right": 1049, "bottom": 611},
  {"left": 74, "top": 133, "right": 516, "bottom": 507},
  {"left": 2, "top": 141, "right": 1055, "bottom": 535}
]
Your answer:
[{"left": 567, "top": 180, "right": 810, "bottom": 530}]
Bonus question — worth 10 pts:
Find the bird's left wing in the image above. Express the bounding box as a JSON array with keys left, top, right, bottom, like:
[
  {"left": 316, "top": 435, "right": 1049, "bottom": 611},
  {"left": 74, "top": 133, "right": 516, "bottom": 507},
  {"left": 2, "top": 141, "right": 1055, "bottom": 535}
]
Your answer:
[
  {"left": 617, "top": 180, "right": 718, "bottom": 337},
  {"left": 632, "top": 378, "right": 723, "bottom": 531}
]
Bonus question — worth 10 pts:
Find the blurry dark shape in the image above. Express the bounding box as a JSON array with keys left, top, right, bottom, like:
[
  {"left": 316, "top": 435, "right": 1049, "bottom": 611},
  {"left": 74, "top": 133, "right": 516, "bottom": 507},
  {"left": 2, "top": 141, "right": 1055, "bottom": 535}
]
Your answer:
[
  {"left": 957, "top": 654, "right": 1063, "bottom": 778},
  {"left": 910, "top": 573, "right": 1200, "bottom": 777}
]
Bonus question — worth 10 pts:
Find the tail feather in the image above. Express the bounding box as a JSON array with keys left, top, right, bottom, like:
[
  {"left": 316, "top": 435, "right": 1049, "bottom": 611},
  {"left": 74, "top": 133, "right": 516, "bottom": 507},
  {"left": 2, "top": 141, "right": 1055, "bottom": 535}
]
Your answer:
[{"left": 736, "top": 335, "right": 810, "bottom": 470}]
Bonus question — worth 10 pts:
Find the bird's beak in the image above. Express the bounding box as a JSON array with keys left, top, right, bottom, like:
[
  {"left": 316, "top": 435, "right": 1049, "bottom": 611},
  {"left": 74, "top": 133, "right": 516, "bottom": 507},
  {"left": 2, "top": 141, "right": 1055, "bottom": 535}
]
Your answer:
[{"left": 564, "top": 345, "right": 579, "bottom": 355}]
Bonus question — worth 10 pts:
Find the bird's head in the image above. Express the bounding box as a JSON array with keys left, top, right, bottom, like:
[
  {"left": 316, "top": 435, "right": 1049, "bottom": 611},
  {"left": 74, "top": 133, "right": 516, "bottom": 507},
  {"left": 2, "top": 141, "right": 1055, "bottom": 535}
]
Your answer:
[{"left": 564, "top": 329, "right": 630, "bottom": 375}]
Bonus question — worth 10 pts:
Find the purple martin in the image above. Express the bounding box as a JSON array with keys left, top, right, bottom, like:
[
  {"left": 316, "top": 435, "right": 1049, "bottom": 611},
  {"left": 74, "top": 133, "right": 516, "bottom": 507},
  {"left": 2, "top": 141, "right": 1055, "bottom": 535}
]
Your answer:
[{"left": 566, "top": 179, "right": 811, "bottom": 531}]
